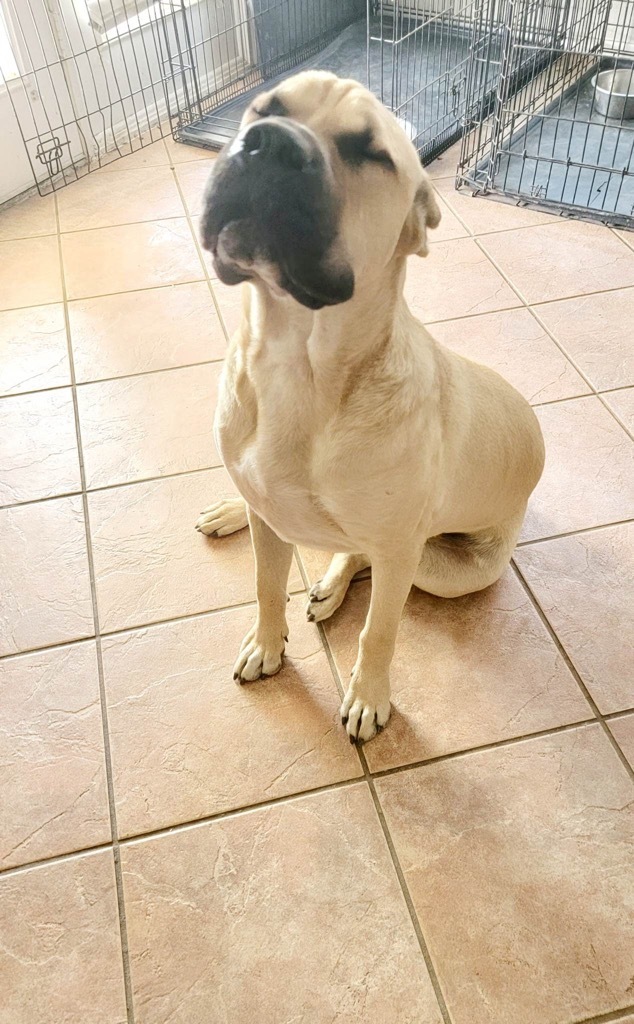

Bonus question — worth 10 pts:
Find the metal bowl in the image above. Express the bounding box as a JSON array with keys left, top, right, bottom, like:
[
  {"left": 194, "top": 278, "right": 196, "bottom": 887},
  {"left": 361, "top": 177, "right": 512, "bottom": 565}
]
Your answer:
[{"left": 592, "top": 68, "right": 634, "bottom": 120}]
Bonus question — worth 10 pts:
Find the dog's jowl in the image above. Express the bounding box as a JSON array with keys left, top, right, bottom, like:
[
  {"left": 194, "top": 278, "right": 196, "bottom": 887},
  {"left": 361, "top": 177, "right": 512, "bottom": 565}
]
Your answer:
[{"left": 196, "top": 71, "right": 545, "bottom": 744}]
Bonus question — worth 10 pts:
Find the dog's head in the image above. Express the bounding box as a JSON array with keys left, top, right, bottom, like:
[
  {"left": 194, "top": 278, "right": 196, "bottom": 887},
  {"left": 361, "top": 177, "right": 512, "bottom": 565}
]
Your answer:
[{"left": 200, "top": 71, "right": 440, "bottom": 310}]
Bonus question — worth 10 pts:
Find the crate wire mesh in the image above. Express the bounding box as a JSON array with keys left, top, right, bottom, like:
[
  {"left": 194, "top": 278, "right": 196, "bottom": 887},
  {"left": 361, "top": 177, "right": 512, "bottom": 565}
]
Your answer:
[
  {"left": 458, "top": 0, "right": 634, "bottom": 227},
  {"left": 4, "top": 0, "right": 633, "bottom": 228},
  {"left": 170, "top": 0, "right": 505, "bottom": 161},
  {"left": 0, "top": 0, "right": 213, "bottom": 195}
]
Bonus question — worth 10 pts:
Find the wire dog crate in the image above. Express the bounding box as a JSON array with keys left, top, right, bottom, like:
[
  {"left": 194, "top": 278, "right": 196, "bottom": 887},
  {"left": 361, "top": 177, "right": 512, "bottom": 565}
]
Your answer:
[
  {"left": 0, "top": 0, "right": 197, "bottom": 197},
  {"left": 4, "top": 0, "right": 633, "bottom": 229},
  {"left": 169, "top": 0, "right": 504, "bottom": 162},
  {"left": 458, "top": 0, "right": 634, "bottom": 227}
]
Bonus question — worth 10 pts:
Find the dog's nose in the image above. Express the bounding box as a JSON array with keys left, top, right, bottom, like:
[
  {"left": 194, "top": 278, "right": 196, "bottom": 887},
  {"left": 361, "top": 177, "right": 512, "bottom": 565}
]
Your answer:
[{"left": 241, "top": 120, "right": 308, "bottom": 171}]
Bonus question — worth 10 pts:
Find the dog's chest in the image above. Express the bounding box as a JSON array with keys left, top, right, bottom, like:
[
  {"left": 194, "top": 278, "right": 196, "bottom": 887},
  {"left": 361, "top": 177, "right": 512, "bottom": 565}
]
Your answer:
[{"left": 216, "top": 365, "right": 357, "bottom": 549}]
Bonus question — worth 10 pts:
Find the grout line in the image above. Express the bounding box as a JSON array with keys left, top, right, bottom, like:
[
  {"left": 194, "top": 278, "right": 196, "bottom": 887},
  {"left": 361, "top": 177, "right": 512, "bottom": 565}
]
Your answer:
[
  {"left": 516, "top": 518, "right": 634, "bottom": 548},
  {"left": 365, "top": 779, "right": 454, "bottom": 1024},
  {"left": 0, "top": 585, "right": 301, "bottom": 665},
  {"left": 597, "top": 392, "right": 634, "bottom": 443},
  {"left": 418, "top": 278, "right": 634, "bottom": 324},
  {"left": 0, "top": 277, "right": 212, "bottom": 316},
  {"left": 168, "top": 165, "right": 232, "bottom": 343},
  {"left": 511, "top": 561, "right": 634, "bottom": 783},
  {"left": 370, "top": 719, "right": 598, "bottom": 781},
  {"left": 604, "top": 708, "right": 634, "bottom": 722},
  {"left": 570, "top": 1004, "right": 634, "bottom": 1024},
  {"left": 53, "top": 195, "right": 137, "bottom": 1024},
  {"left": 0, "top": 462, "right": 224, "bottom": 512},
  {"left": 0, "top": 842, "right": 114, "bottom": 880},
  {"left": 292, "top": 553, "right": 454, "bottom": 1024},
  {"left": 530, "top": 392, "right": 593, "bottom": 410},
  {"left": 610, "top": 225, "right": 634, "bottom": 253},
  {"left": 0, "top": 353, "right": 226, "bottom": 403},
  {"left": 118, "top": 778, "right": 365, "bottom": 848},
  {"left": 58, "top": 213, "right": 194, "bottom": 237},
  {"left": 1, "top": 373, "right": 628, "bottom": 410},
  {"left": 0, "top": 488, "right": 83, "bottom": 513}
]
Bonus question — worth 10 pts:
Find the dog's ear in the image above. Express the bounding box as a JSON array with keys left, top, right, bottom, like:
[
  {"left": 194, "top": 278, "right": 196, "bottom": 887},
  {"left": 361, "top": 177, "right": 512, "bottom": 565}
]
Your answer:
[{"left": 398, "top": 176, "right": 441, "bottom": 257}]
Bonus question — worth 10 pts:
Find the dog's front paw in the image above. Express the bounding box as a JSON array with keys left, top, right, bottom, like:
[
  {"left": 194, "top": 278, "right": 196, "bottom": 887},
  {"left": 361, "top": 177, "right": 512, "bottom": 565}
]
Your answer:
[
  {"left": 340, "top": 672, "right": 391, "bottom": 744},
  {"left": 195, "top": 498, "right": 248, "bottom": 537},
  {"left": 233, "top": 624, "right": 287, "bottom": 683}
]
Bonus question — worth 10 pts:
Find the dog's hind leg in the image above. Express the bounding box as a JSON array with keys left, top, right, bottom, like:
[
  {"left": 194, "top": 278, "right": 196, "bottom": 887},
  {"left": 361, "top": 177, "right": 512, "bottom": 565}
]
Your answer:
[
  {"left": 195, "top": 497, "right": 248, "bottom": 537},
  {"left": 414, "top": 511, "right": 525, "bottom": 598},
  {"left": 306, "top": 553, "right": 370, "bottom": 623}
]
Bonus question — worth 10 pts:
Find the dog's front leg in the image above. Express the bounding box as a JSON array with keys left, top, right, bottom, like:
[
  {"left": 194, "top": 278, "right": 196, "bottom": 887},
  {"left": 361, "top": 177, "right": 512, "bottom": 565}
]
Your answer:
[
  {"left": 341, "top": 548, "right": 420, "bottom": 744},
  {"left": 233, "top": 508, "right": 294, "bottom": 683}
]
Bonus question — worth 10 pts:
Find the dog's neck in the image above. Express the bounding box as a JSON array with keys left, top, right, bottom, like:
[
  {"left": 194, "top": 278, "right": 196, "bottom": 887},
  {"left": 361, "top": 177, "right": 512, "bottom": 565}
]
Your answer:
[{"left": 244, "top": 256, "right": 409, "bottom": 381}]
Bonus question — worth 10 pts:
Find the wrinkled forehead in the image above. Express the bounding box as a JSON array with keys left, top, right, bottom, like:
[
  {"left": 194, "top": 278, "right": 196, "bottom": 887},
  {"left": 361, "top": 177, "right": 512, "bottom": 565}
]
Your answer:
[{"left": 244, "top": 71, "right": 421, "bottom": 179}]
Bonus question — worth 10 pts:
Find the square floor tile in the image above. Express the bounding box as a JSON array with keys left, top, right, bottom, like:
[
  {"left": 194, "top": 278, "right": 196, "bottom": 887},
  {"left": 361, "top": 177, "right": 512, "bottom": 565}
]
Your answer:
[
  {"left": 435, "top": 177, "right": 556, "bottom": 235},
  {"left": 429, "top": 308, "right": 589, "bottom": 405},
  {"left": 405, "top": 237, "right": 520, "bottom": 323},
  {"left": 0, "top": 193, "right": 57, "bottom": 242},
  {"left": 164, "top": 136, "right": 218, "bottom": 164},
  {"left": 0, "top": 388, "right": 80, "bottom": 504},
  {"left": 481, "top": 221, "right": 634, "bottom": 304},
  {"left": 96, "top": 139, "right": 169, "bottom": 171},
  {"left": 0, "top": 496, "right": 93, "bottom": 656},
  {"left": 323, "top": 570, "right": 589, "bottom": 772},
  {"left": 0, "top": 236, "right": 62, "bottom": 311},
  {"left": 428, "top": 195, "right": 469, "bottom": 242},
  {"left": 174, "top": 160, "right": 215, "bottom": 216},
  {"left": 605, "top": 387, "right": 634, "bottom": 435},
  {"left": 0, "top": 642, "right": 110, "bottom": 869},
  {"left": 0, "top": 304, "right": 69, "bottom": 396},
  {"left": 104, "top": 596, "right": 361, "bottom": 836},
  {"left": 121, "top": 785, "right": 443, "bottom": 1024},
  {"left": 0, "top": 851, "right": 127, "bottom": 1024},
  {"left": 535, "top": 288, "right": 634, "bottom": 391},
  {"left": 376, "top": 726, "right": 634, "bottom": 1024},
  {"left": 425, "top": 142, "right": 461, "bottom": 179},
  {"left": 68, "top": 281, "right": 224, "bottom": 382},
  {"left": 61, "top": 219, "right": 203, "bottom": 300},
  {"left": 78, "top": 363, "right": 221, "bottom": 489},
  {"left": 89, "top": 468, "right": 303, "bottom": 634},
  {"left": 515, "top": 524, "right": 634, "bottom": 714},
  {"left": 57, "top": 166, "right": 185, "bottom": 232},
  {"left": 522, "top": 396, "right": 634, "bottom": 541},
  {"left": 609, "top": 714, "right": 634, "bottom": 768},
  {"left": 210, "top": 278, "right": 243, "bottom": 338}
]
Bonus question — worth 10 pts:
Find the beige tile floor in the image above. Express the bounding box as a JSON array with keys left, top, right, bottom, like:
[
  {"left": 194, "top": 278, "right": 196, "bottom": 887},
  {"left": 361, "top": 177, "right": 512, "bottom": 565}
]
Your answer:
[{"left": 1, "top": 136, "right": 633, "bottom": 1024}]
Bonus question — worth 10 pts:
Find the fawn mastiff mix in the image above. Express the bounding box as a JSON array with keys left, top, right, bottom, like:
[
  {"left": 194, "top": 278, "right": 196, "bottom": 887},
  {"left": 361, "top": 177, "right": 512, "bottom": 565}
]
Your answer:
[{"left": 196, "top": 71, "right": 545, "bottom": 744}]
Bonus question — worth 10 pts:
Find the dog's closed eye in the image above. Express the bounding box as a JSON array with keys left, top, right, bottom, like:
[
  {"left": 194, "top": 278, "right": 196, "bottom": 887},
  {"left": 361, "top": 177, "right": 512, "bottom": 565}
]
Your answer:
[
  {"left": 252, "top": 95, "right": 288, "bottom": 118},
  {"left": 335, "top": 128, "right": 395, "bottom": 171}
]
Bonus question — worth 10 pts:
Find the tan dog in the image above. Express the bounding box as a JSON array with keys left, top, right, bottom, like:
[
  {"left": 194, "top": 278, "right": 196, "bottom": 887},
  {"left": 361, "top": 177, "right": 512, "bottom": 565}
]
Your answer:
[{"left": 196, "top": 71, "right": 545, "bottom": 744}]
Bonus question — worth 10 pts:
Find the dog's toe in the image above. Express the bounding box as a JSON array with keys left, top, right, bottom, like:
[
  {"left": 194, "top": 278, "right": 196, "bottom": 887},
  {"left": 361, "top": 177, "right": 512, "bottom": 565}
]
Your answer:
[
  {"left": 195, "top": 498, "right": 248, "bottom": 537},
  {"left": 340, "top": 691, "right": 390, "bottom": 744},
  {"left": 305, "top": 581, "right": 347, "bottom": 623},
  {"left": 233, "top": 627, "right": 286, "bottom": 683}
]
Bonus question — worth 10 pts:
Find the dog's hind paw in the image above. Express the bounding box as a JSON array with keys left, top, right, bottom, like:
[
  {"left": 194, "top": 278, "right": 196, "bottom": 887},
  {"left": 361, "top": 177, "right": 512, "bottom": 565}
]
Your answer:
[
  {"left": 195, "top": 498, "right": 248, "bottom": 537},
  {"left": 305, "top": 578, "right": 347, "bottom": 623}
]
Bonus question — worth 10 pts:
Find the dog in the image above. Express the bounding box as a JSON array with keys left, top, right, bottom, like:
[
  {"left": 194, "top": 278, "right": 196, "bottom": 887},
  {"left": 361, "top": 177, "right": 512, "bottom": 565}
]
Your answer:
[{"left": 196, "top": 71, "right": 545, "bottom": 744}]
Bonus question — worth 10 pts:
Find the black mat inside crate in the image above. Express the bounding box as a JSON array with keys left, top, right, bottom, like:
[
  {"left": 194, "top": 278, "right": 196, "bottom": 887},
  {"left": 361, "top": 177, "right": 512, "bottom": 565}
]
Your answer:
[
  {"left": 176, "top": 16, "right": 483, "bottom": 159},
  {"left": 488, "top": 69, "right": 634, "bottom": 222}
]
